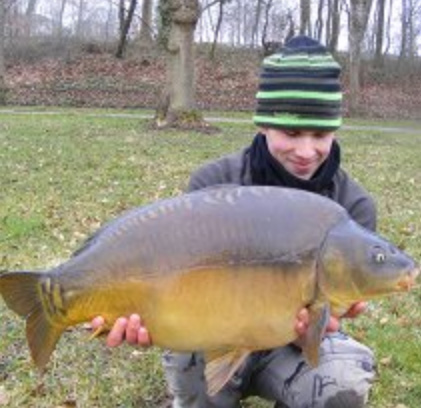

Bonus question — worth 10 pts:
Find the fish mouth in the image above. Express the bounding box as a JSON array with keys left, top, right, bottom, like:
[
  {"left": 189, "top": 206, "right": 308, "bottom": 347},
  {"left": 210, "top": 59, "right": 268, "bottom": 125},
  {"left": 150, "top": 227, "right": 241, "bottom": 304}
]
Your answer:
[{"left": 396, "top": 267, "right": 419, "bottom": 291}]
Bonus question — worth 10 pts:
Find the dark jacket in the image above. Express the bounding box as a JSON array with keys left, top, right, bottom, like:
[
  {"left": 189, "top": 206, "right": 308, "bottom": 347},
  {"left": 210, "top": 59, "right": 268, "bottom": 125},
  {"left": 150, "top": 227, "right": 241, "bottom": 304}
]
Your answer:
[{"left": 187, "top": 147, "right": 377, "bottom": 232}]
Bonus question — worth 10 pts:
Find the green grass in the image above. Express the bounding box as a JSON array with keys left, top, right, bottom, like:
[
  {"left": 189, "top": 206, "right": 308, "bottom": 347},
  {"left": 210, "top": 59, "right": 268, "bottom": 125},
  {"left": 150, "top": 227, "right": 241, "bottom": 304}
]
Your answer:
[{"left": 0, "top": 110, "right": 420, "bottom": 407}]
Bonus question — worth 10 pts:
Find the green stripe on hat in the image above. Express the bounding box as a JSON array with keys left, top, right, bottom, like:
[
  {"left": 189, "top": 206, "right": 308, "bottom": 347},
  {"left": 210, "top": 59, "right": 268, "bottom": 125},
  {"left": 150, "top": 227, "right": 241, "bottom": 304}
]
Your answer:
[
  {"left": 253, "top": 114, "right": 342, "bottom": 129},
  {"left": 263, "top": 54, "right": 340, "bottom": 69},
  {"left": 259, "top": 77, "right": 340, "bottom": 85},
  {"left": 254, "top": 36, "right": 343, "bottom": 130},
  {"left": 256, "top": 90, "right": 342, "bottom": 101}
]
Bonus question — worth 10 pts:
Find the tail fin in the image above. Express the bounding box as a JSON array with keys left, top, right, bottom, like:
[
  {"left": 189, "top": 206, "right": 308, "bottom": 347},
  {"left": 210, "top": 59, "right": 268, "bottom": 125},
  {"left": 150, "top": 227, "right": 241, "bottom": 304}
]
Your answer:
[{"left": 0, "top": 271, "right": 65, "bottom": 370}]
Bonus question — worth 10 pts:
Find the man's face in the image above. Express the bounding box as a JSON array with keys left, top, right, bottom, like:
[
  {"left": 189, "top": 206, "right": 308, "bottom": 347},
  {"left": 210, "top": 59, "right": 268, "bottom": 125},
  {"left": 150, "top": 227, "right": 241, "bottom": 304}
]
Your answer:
[{"left": 261, "top": 127, "right": 335, "bottom": 180}]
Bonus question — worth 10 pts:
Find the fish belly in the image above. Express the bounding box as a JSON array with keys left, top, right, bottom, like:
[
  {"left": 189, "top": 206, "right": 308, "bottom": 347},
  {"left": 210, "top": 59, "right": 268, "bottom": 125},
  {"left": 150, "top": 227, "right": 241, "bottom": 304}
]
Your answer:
[{"left": 143, "top": 266, "right": 312, "bottom": 352}]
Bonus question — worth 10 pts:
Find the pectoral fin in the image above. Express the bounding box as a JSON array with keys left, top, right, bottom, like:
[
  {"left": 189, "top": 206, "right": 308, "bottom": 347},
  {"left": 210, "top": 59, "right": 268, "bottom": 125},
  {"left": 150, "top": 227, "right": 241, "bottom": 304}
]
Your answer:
[
  {"left": 204, "top": 349, "right": 251, "bottom": 396},
  {"left": 301, "top": 302, "right": 330, "bottom": 367}
]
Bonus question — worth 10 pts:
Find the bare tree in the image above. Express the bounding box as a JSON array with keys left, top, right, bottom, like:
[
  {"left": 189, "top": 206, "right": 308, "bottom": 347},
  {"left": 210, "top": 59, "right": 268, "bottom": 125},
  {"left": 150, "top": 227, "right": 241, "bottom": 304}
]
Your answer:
[
  {"left": 384, "top": 0, "right": 393, "bottom": 54},
  {"left": 374, "top": 0, "right": 386, "bottom": 66},
  {"left": 56, "top": 0, "right": 68, "bottom": 40},
  {"left": 399, "top": 0, "right": 410, "bottom": 60},
  {"left": 347, "top": 0, "right": 374, "bottom": 113},
  {"left": 210, "top": 0, "right": 226, "bottom": 58},
  {"left": 118, "top": 0, "right": 125, "bottom": 34},
  {"left": 24, "top": 0, "right": 38, "bottom": 37},
  {"left": 104, "top": 0, "right": 115, "bottom": 42},
  {"left": 220, "top": 0, "right": 243, "bottom": 46},
  {"left": 155, "top": 0, "right": 204, "bottom": 129},
  {"left": 286, "top": 10, "right": 296, "bottom": 41},
  {"left": 399, "top": 0, "right": 421, "bottom": 63},
  {"left": 300, "top": 0, "right": 311, "bottom": 35},
  {"left": 327, "top": 0, "right": 341, "bottom": 53},
  {"left": 261, "top": 0, "right": 276, "bottom": 54},
  {"left": 75, "top": 0, "right": 86, "bottom": 39},
  {"left": 138, "top": 0, "right": 153, "bottom": 46},
  {"left": 251, "top": 0, "right": 264, "bottom": 47},
  {"left": 116, "top": 0, "right": 138, "bottom": 58},
  {"left": 157, "top": 0, "right": 171, "bottom": 48},
  {"left": 314, "top": 0, "right": 325, "bottom": 41},
  {"left": 0, "top": 0, "right": 6, "bottom": 104}
]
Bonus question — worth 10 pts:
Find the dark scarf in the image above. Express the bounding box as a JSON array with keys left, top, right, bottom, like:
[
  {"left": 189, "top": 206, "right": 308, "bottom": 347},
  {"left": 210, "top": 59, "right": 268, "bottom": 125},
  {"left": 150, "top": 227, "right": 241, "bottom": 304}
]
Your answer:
[{"left": 247, "top": 133, "right": 340, "bottom": 194}]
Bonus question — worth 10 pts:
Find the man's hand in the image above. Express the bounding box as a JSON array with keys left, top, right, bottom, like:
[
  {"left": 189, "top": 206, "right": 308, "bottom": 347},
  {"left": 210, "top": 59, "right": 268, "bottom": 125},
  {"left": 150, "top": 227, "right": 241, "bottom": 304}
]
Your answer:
[
  {"left": 295, "top": 302, "right": 367, "bottom": 337},
  {"left": 91, "top": 302, "right": 367, "bottom": 348},
  {"left": 91, "top": 314, "right": 151, "bottom": 348}
]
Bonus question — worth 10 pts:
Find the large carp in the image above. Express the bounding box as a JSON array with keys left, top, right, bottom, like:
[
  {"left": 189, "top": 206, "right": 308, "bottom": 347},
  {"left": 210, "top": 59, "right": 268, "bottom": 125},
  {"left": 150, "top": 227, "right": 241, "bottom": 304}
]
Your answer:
[{"left": 0, "top": 186, "right": 418, "bottom": 395}]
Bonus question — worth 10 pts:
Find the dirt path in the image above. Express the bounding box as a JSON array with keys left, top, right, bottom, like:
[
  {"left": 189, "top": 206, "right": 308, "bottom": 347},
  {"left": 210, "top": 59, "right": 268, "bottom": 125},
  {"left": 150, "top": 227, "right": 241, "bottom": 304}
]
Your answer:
[{"left": 0, "top": 109, "right": 419, "bottom": 134}]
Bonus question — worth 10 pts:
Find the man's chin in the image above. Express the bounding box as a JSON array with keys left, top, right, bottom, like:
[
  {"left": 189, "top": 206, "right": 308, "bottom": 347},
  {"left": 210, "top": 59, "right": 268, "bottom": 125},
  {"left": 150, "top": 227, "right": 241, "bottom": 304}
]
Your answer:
[{"left": 290, "top": 168, "right": 315, "bottom": 180}]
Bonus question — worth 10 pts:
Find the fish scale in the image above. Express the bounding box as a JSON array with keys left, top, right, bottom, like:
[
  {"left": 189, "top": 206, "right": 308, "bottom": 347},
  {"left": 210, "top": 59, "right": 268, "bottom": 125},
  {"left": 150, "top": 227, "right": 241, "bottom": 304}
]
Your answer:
[{"left": 0, "top": 185, "right": 418, "bottom": 396}]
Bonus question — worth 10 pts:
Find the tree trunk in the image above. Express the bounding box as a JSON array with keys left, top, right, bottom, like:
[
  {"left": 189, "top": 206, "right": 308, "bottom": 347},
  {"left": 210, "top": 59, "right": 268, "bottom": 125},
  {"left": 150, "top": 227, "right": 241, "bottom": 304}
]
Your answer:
[
  {"left": 300, "top": 0, "right": 311, "bottom": 35},
  {"left": 315, "top": 0, "right": 325, "bottom": 41},
  {"left": 105, "top": 0, "right": 114, "bottom": 42},
  {"left": 157, "top": 0, "right": 171, "bottom": 49},
  {"left": 76, "top": 0, "right": 86, "bottom": 40},
  {"left": 328, "top": 0, "right": 340, "bottom": 53},
  {"left": 116, "top": 0, "right": 138, "bottom": 58},
  {"left": 155, "top": 0, "right": 211, "bottom": 131},
  {"left": 286, "top": 11, "right": 296, "bottom": 41},
  {"left": 0, "top": 0, "right": 6, "bottom": 105},
  {"left": 236, "top": 0, "right": 242, "bottom": 46},
  {"left": 138, "top": 0, "right": 154, "bottom": 46},
  {"left": 348, "top": 0, "right": 374, "bottom": 113},
  {"left": 251, "top": 0, "right": 263, "bottom": 47},
  {"left": 399, "top": 0, "right": 419, "bottom": 64},
  {"left": 57, "top": 0, "right": 68, "bottom": 40},
  {"left": 119, "top": 0, "right": 125, "bottom": 36},
  {"left": 261, "top": 0, "right": 274, "bottom": 52},
  {"left": 399, "top": 0, "right": 408, "bottom": 61},
  {"left": 407, "top": 0, "right": 416, "bottom": 60},
  {"left": 24, "top": 0, "right": 38, "bottom": 37},
  {"left": 374, "top": 0, "right": 386, "bottom": 67},
  {"left": 210, "top": 0, "right": 225, "bottom": 59},
  {"left": 384, "top": 0, "right": 393, "bottom": 54}
]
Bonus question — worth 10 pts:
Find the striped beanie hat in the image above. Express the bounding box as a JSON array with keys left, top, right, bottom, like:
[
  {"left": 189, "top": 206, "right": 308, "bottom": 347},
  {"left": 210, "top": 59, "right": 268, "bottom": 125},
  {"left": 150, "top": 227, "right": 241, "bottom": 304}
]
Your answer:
[{"left": 253, "top": 35, "right": 342, "bottom": 131}]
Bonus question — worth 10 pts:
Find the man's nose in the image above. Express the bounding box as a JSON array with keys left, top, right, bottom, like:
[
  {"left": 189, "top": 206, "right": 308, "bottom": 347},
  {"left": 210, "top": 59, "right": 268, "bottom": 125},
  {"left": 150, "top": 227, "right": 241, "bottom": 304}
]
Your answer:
[{"left": 295, "top": 137, "right": 316, "bottom": 159}]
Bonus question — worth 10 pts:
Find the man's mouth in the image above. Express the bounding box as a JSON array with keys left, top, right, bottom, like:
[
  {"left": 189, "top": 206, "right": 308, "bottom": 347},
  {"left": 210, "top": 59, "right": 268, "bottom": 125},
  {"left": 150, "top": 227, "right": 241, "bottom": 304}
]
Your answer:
[{"left": 290, "top": 161, "right": 315, "bottom": 175}]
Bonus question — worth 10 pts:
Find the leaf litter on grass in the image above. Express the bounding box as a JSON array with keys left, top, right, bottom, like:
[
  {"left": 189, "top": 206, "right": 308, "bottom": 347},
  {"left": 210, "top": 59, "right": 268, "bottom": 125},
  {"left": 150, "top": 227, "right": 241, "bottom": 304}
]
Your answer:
[{"left": 0, "top": 112, "right": 420, "bottom": 407}]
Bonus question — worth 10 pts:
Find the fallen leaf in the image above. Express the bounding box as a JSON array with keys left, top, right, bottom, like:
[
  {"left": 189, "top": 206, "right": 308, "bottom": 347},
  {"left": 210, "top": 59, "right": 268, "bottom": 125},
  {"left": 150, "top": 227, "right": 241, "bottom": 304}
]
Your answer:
[
  {"left": 380, "top": 356, "right": 392, "bottom": 366},
  {"left": 131, "top": 350, "right": 145, "bottom": 359},
  {"left": 0, "top": 387, "right": 10, "bottom": 406},
  {"left": 56, "top": 400, "right": 77, "bottom": 408},
  {"left": 380, "top": 317, "right": 389, "bottom": 325}
]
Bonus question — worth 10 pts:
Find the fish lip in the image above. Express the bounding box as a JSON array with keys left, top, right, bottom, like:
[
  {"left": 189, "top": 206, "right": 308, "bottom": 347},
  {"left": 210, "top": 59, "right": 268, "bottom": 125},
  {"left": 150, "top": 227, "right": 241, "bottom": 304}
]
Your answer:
[{"left": 396, "top": 267, "right": 419, "bottom": 291}]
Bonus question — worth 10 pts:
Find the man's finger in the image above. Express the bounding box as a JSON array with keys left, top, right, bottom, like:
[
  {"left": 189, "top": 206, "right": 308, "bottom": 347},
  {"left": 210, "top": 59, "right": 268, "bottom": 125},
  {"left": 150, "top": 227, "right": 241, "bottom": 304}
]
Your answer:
[
  {"left": 295, "top": 308, "right": 310, "bottom": 336},
  {"left": 343, "top": 302, "right": 367, "bottom": 318},
  {"left": 137, "top": 326, "right": 152, "bottom": 346},
  {"left": 91, "top": 316, "right": 105, "bottom": 330},
  {"left": 125, "top": 314, "right": 141, "bottom": 345},
  {"left": 106, "top": 317, "right": 128, "bottom": 347}
]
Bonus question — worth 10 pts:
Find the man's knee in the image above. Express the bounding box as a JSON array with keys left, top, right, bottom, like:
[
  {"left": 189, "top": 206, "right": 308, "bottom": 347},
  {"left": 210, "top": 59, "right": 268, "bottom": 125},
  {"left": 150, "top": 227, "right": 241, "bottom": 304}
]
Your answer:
[
  {"left": 162, "top": 351, "right": 207, "bottom": 407},
  {"left": 162, "top": 351, "right": 243, "bottom": 408},
  {"left": 283, "top": 333, "right": 376, "bottom": 407},
  {"left": 324, "top": 389, "right": 366, "bottom": 408}
]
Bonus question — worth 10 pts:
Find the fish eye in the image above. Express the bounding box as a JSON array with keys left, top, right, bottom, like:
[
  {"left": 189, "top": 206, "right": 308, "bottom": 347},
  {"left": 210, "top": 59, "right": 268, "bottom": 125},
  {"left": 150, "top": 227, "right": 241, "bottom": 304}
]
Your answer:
[{"left": 372, "top": 250, "right": 386, "bottom": 264}]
